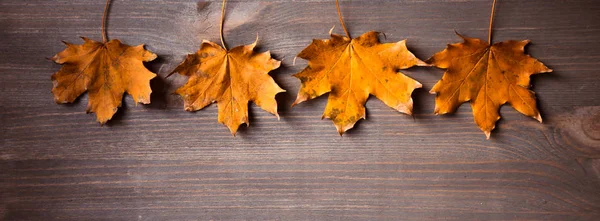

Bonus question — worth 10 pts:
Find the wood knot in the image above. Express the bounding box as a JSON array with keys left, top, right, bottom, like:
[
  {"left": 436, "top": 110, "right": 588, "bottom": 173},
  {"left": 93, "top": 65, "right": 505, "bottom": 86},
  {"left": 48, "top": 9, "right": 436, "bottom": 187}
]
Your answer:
[
  {"left": 582, "top": 112, "right": 600, "bottom": 140},
  {"left": 555, "top": 106, "right": 600, "bottom": 153}
]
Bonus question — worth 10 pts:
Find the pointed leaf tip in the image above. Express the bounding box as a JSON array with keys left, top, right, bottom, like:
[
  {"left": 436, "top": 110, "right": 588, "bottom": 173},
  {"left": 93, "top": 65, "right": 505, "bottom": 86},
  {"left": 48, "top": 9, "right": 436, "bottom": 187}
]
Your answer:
[{"left": 535, "top": 113, "right": 543, "bottom": 123}]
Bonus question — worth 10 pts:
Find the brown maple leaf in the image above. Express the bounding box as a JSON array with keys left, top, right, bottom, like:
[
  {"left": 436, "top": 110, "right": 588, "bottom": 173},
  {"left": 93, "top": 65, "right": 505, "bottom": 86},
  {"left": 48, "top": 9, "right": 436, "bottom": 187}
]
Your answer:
[
  {"left": 170, "top": 39, "right": 284, "bottom": 135},
  {"left": 51, "top": 37, "right": 157, "bottom": 124},
  {"left": 293, "top": 30, "right": 426, "bottom": 135},
  {"left": 427, "top": 33, "right": 552, "bottom": 138}
]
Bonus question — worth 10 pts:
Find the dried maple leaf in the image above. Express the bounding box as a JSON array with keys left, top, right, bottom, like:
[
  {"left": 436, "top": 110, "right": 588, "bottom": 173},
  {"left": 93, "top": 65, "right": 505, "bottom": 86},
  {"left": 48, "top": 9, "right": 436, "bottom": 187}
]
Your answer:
[
  {"left": 293, "top": 30, "right": 426, "bottom": 135},
  {"left": 171, "top": 39, "right": 284, "bottom": 135},
  {"left": 51, "top": 37, "right": 157, "bottom": 124},
  {"left": 171, "top": 0, "right": 283, "bottom": 136},
  {"left": 50, "top": 0, "right": 157, "bottom": 124},
  {"left": 427, "top": 33, "right": 552, "bottom": 138}
]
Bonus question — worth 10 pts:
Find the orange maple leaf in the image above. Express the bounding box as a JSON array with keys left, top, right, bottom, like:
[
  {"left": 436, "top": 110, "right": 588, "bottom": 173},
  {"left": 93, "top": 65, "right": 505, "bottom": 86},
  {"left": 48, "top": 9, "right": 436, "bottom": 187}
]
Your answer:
[
  {"left": 51, "top": 37, "right": 157, "bottom": 124},
  {"left": 427, "top": 33, "right": 552, "bottom": 138},
  {"left": 171, "top": 39, "right": 284, "bottom": 135},
  {"left": 293, "top": 30, "right": 426, "bottom": 135}
]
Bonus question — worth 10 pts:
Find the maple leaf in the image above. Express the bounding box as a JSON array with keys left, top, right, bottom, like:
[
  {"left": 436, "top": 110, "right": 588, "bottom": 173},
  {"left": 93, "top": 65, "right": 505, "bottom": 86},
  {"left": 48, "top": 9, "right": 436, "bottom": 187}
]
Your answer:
[
  {"left": 171, "top": 39, "right": 285, "bottom": 135},
  {"left": 293, "top": 30, "right": 426, "bottom": 135},
  {"left": 51, "top": 37, "right": 157, "bottom": 124},
  {"left": 427, "top": 33, "right": 552, "bottom": 138}
]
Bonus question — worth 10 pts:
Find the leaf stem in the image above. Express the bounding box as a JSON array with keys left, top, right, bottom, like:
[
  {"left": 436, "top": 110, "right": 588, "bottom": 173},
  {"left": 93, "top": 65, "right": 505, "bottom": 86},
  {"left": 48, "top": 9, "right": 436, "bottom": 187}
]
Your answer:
[
  {"left": 102, "top": 0, "right": 111, "bottom": 43},
  {"left": 335, "top": 0, "right": 351, "bottom": 38},
  {"left": 488, "top": 0, "right": 497, "bottom": 44},
  {"left": 220, "top": 0, "right": 228, "bottom": 50}
]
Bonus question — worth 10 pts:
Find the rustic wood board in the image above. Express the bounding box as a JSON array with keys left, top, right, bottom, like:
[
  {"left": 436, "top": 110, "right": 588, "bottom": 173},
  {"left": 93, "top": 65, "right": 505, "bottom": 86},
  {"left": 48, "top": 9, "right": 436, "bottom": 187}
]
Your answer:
[{"left": 1, "top": 0, "right": 599, "bottom": 220}]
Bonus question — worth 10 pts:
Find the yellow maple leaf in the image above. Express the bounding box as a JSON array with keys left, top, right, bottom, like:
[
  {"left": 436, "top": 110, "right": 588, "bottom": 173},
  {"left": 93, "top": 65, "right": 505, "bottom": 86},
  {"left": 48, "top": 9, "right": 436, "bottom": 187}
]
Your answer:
[
  {"left": 51, "top": 37, "right": 157, "bottom": 124},
  {"left": 171, "top": 39, "right": 284, "bottom": 135},
  {"left": 428, "top": 33, "right": 552, "bottom": 138},
  {"left": 293, "top": 30, "right": 426, "bottom": 135}
]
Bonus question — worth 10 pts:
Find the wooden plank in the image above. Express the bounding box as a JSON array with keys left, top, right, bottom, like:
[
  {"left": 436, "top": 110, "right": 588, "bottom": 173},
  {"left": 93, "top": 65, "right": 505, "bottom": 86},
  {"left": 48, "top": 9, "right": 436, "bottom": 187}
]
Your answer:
[{"left": 1, "top": 0, "right": 599, "bottom": 220}]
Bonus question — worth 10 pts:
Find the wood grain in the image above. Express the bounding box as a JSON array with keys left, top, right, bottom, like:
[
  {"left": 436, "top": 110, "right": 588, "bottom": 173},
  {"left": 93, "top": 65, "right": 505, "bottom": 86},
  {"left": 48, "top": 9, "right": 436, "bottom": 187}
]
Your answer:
[{"left": 1, "top": 0, "right": 599, "bottom": 220}]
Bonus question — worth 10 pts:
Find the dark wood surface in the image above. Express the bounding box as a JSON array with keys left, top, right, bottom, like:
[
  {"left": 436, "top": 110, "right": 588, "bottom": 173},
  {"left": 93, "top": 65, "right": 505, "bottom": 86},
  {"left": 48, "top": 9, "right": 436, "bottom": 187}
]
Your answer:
[{"left": 1, "top": 0, "right": 599, "bottom": 220}]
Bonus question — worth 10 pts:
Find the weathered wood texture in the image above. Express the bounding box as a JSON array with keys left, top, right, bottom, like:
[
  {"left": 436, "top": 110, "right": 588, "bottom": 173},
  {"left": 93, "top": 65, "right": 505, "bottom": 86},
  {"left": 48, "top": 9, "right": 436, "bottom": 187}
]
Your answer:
[{"left": 1, "top": 0, "right": 600, "bottom": 220}]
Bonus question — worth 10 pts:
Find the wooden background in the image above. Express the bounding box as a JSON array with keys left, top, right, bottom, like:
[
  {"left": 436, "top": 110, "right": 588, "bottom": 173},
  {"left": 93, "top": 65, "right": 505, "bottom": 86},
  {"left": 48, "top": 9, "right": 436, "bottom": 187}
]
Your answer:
[{"left": 1, "top": 0, "right": 599, "bottom": 220}]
